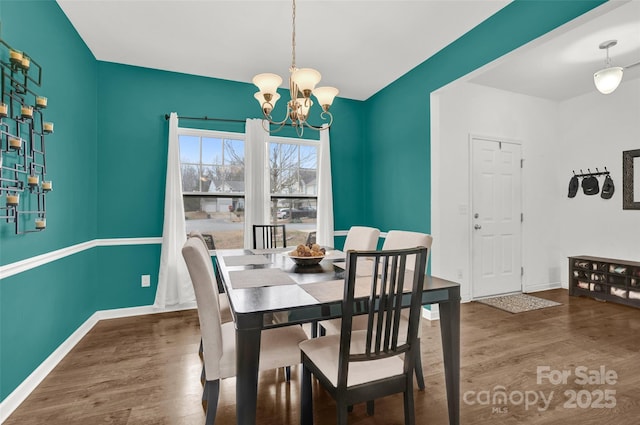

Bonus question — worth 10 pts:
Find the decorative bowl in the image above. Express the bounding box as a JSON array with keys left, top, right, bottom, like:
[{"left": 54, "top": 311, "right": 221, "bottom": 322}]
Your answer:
[{"left": 288, "top": 254, "right": 324, "bottom": 266}]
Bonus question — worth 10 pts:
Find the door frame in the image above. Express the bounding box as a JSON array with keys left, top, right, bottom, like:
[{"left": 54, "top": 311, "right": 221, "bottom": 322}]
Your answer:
[{"left": 468, "top": 134, "right": 524, "bottom": 299}]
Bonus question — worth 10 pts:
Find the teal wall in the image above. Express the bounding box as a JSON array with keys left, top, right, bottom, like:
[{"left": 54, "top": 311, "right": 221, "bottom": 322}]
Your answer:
[
  {"left": 363, "top": 0, "right": 606, "bottom": 233},
  {"left": 0, "top": 0, "right": 98, "bottom": 400},
  {"left": 0, "top": 0, "right": 606, "bottom": 404}
]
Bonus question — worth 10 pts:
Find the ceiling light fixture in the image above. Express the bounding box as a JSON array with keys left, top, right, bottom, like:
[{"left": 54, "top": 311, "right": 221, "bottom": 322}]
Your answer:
[
  {"left": 593, "top": 40, "right": 623, "bottom": 94},
  {"left": 252, "top": 0, "right": 338, "bottom": 136}
]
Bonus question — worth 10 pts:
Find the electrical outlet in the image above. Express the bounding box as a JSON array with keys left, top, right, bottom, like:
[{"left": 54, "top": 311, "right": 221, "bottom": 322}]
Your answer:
[{"left": 141, "top": 275, "right": 151, "bottom": 287}]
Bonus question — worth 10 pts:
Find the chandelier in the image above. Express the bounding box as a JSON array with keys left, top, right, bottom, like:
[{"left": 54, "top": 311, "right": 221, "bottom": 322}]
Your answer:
[{"left": 252, "top": 0, "right": 338, "bottom": 135}]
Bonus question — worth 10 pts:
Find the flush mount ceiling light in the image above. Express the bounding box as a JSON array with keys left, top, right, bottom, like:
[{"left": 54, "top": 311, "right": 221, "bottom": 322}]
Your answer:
[
  {"left": 252, "top": 0, "right": 338, "bottom": 136},
  {"left": 594, "top": 40, "right": 624, "bottom": 94}
]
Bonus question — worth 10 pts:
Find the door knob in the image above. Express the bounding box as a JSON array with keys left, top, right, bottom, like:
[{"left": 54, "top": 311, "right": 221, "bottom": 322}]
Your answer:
[{"left": 474, "top": 224, "right": 482, "bottom": 230}]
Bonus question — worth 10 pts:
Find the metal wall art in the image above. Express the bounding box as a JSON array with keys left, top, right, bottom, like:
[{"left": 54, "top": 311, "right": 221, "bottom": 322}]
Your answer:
[{"left": 0, "top": 38, "right": 53, "bottom": 234}]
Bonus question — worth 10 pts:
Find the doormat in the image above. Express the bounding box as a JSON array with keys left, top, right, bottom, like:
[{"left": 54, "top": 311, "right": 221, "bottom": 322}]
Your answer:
[{"left": 475, "top": 293, "right": 562, "bottom": 314}]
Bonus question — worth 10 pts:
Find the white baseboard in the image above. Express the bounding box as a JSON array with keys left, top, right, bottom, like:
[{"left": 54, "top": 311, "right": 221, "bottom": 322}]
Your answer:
[
  {"left": 524, "top": 282, "right": 563, "bottom": 293},
  {"left": 422, "top": 305, "right": 440, "bottom": 321},
  {"left": 0, "top": 302, "right": 195, "bottom": 423}
]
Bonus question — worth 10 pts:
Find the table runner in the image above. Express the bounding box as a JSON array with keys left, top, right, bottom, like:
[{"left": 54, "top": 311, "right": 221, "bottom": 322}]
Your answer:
[
  {"left": 300, "top": 272, "right": 416, "bottom": 303},
  {"left": 229, "top": 268, "right": 296, "bottom": 289},
  {"left": 223, "top": 254, "right": 271, "bottom": 267}
]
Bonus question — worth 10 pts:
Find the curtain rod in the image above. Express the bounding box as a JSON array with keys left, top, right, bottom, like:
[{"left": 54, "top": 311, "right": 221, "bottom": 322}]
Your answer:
[
  {"left": 164, "top": 114, "right": 294, "bottom": 127},
  {"left": 164, "top": 114, "right": 246, "bottom": 124}
]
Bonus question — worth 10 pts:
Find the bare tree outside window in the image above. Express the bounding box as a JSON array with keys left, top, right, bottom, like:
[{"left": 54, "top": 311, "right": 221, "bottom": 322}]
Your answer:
[{"left": 178, "top": 131, "right": 319, "bottom": 248}]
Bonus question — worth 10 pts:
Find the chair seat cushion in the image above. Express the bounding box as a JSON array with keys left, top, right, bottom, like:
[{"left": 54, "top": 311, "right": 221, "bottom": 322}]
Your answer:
[
  {"left": 299, "top": 330, "right": 404, "bottom": 388},
  {"left": 216, "top": 323, "right": 308, "bottom": 380}
]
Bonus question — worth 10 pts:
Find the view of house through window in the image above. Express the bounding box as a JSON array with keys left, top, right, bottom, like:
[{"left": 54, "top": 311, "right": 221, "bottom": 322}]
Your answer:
[{"left": 179, "top": 129, "right": 318, "bottom": 248}]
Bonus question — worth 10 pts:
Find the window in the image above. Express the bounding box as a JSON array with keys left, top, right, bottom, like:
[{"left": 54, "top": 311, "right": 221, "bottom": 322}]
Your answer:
[
  {"left": 179, "top": 129, "right": 245, "bottom": 248},
  {"left": 269, "top": 137, "right": 318, "bottom": 247},
  {"left": 178, "top": 129, "right": 318, "bottom": 248}
]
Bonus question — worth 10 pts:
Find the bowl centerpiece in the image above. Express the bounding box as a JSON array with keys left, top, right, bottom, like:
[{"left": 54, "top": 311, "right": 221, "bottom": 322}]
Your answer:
[{"left": 289, "top": 243, "right": 326, "bottom": 266}]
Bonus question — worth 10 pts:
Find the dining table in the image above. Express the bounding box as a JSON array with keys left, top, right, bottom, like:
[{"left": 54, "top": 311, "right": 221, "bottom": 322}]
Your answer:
[{"left": 214, "top": 247, "right": 461, "bottom": 425}]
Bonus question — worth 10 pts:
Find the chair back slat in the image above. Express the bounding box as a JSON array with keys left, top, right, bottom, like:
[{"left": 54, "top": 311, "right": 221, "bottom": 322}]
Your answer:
[
  {"left": 337, "top": 247, "right": 428, "bottom": 387},
  {"left": 252, "top": 224, "right": 286, "bottom": 249}
]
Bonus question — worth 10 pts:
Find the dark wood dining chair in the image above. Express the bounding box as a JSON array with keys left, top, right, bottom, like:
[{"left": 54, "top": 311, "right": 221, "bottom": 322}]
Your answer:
[
  {"left": 182, "top": 238, "right": 308, "bottom": 425},
  {"left": 252, "top": 224, "right": 287, "bottom": 249},
  {"left": 299, "top": 246, "right": 428, "bottom": 425}
]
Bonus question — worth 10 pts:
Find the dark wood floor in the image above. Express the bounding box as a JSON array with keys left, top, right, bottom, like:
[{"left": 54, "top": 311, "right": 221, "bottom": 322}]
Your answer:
[{"left": 5, "top": 289, "right": 640, "bottom": 425}]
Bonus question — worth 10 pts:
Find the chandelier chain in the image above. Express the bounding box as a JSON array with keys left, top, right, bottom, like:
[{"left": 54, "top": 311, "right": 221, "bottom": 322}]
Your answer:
[{"left": 291, "top": 0, "right": 296, "bottom": 70}]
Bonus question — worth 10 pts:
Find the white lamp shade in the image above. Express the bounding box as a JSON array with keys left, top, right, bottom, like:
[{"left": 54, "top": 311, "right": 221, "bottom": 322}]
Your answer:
[
  {"left": 252, "top": 73, "right": 283, "bottom": 95},
  {"left": 254, "top": 92, "right": 280, "bottom": 111},
  {"left": 291, "top": 68, "right": 321, "bottom": 94},
  {"left": 312, "top": 86, "right": 339, "bottom": 107},
  {"left": 594, "top": 67, "right": 623, "bottom": 94}
]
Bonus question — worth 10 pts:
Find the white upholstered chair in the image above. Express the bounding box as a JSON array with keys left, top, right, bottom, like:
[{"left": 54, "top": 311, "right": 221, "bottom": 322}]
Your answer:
[
  {"left": 182, "top": 238, "right": 308, "bottom": 425},
  {"left": 188, "top": 231, "right": 232, "bottom": 325},
  {"left": 342, "top": 226, "right": 380, "bottom": 252},
  {"left": 319, "top": 230, "right": 433, "bottom": 391},
  {"left": 299, "top": 247, "right": 429, "bottom": 425}
]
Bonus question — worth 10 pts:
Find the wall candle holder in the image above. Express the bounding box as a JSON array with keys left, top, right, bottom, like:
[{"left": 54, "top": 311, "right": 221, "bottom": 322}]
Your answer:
[{"left": 0, "top": 37, "right": 52, "bottom": 234}]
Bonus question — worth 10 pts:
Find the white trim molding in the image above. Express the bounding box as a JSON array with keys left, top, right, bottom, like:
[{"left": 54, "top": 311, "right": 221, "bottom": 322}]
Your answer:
[{"left": 0, "top": 237, "right": 163, "bottom": 280}]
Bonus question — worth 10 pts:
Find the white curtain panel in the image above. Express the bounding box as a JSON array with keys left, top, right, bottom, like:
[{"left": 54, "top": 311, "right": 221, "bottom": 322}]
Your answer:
[
  {"left": 243, "top": 119, "right": 270, "bottom": 248},
  {"left": 154, "top": 112, "right": 195, "bottom": 308},
  {"left": 316, "top": 125, "right": 334, "bottom": 247}
]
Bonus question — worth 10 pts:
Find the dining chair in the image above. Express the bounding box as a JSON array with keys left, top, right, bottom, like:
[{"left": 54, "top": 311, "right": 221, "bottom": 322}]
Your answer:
[
  {"left": 182, "top": 238, "right": 308, "bottom": 425},
  {"left": 342, "top": 226, "right": 380, "bottom": 252},
  {"left": 252, "top": 224, "right": 287, "bottom": 249},
  {"left": 315, "top": 226, "right": 380, "bottom": 337},
  {"left": 318, "top": 230, "right": 433, "bottom": 391},
  {"left": 299, "top": 246, "right": 428, "bottom": 425},
  {"left": 188, "top": 231, "right": 232, "bottom": 324}
]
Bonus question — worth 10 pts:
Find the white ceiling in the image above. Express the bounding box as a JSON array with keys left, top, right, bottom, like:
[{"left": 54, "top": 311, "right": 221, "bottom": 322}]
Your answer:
[
  {"left": 56, "top": 0, "right": 640, "bottom": 102},
  {"left": 468, "top": 0, "right": 640, "bottom": 101}
]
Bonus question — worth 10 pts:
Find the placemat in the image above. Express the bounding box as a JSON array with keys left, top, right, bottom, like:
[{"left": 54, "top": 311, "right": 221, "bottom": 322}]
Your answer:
[
  {"left": 223, "top": 254, "right": 271, "bottom": 267},
  {"left": 300, "top": 275, "right": 414, "bottom": 303},
  {"left": 228, "top": 268, "right": 296, "bottom": 289}
]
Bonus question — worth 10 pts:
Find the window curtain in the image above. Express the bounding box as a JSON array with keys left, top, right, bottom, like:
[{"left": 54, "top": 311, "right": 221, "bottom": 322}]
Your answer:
[
  {"left": 154, "top": 112, "right": 195, "bottom": 308},
  {"left": 316, "top": 125, "right": 334, "bottom": 246},
  {"left": 243, "top": 119, "right": 270, "bottom": 248}
]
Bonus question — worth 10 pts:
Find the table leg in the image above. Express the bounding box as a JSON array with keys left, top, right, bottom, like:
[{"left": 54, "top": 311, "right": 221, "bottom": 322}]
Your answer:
[
  {"left": 236, "top": 327, "right": 261, "bottom": 425},
  {"left": 439, "top": 294, "right": 460, "bottom": 425}
]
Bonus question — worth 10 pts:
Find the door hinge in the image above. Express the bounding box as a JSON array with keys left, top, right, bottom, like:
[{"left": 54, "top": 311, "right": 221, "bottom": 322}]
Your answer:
[
  {"left": 521, "top": 213, "right": 524, "bottom": 222},
  {"left": 521, "top": 267, "right": 524, "bottom": 276},
  {"left": 520, "top": 158, "right": 524, "bottom": 168}
]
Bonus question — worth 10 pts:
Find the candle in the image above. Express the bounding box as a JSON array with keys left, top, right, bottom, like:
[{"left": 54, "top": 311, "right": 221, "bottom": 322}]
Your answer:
[
  {"left": 42, "top": 181, "right": 53, "bottom": 191},
  {"left": 0, "top": 103, "right": 7, "bottom": 116},
  {"left": 35, "top": 218, "right": 46, "bottom": 230},
  {"left": 9, "top": 50, "right": 23, "bottom": 63},
  {"left": 28, "top": 175, "right": 39, "bottom": 186},
  {"left": 21, "top": 105, "right": 33, "bottom": 118},
  {"left": 21, "top": 56, "right": 30, "bottom": 70},
  {"left": 8, "top": 137, "right": 22, "bottom": 149},
  {"left": 43, "top": 122, "right": 54, "bottom": 133},
  {"left": 36, "top": 96, "right": 47, "bottom": 108},
  {"left": 6, "top": 194, "right": 19, "bottom": 206}
]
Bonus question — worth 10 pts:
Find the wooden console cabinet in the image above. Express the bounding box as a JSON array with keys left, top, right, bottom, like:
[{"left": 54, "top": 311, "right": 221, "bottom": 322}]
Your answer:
[{"left": 569, "top": 256, "right": 640, "bottom": 308}]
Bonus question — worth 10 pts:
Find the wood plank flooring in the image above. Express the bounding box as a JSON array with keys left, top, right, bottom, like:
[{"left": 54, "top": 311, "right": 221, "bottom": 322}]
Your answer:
[{"left": 5, "top": 289, "right": 640, "bottom": 424}]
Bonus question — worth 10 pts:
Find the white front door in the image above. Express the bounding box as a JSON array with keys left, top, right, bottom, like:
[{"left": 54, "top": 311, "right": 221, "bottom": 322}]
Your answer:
[{"left": 471, "top": 137, "right": 522, "bottom": 298}]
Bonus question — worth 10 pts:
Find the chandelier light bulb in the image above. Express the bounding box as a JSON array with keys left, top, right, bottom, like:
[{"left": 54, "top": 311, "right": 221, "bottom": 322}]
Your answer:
[
  {"left": 312, "top": 86, "right": 339, "bottom": 111},
  {"left": 252, "top": 73, "right": 282, "bottom": 96},
  {"left": 291, "top": 68, "right": 321, "bottom": 97}
]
